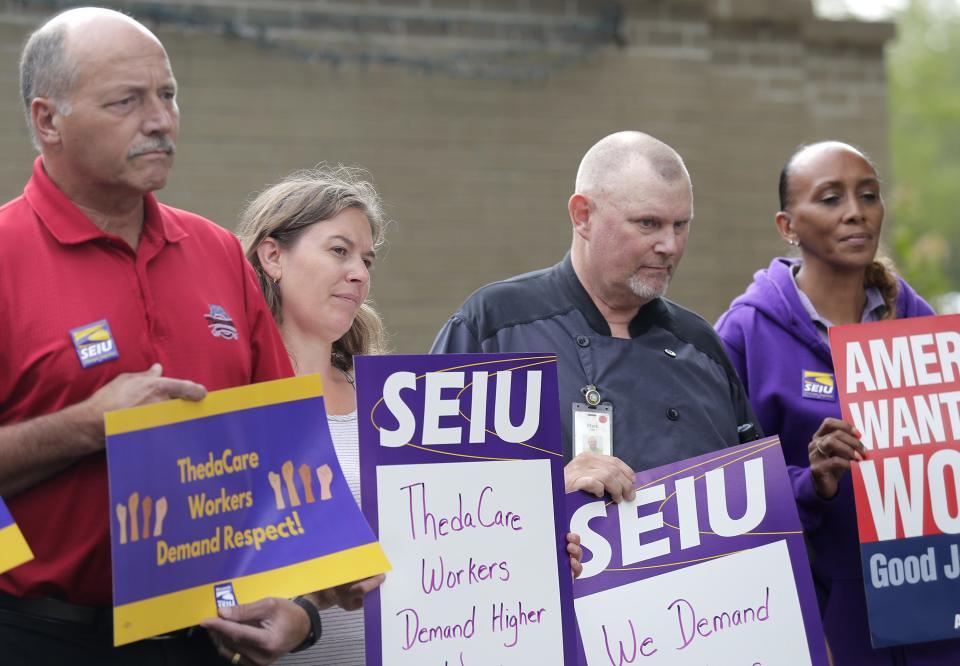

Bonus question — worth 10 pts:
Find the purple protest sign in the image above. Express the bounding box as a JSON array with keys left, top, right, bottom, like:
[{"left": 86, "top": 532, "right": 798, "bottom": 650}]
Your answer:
[
  {"left": 568, "top": 437, "right": 828, "bottom": 665},
  {"left": 357, "top": 353, "right": 577, "bottom": 665},
  {"left": 105, "top": 375, "right": 389, "bottom": 645}
]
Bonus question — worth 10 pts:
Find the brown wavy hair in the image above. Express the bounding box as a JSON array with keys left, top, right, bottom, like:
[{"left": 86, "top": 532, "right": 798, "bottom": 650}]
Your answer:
[
  {"left": 779, "top": 141, "right": 900, "bottom": 319},
  {"left": 237, "top": 165, "right": 388, "bottom": 371}
]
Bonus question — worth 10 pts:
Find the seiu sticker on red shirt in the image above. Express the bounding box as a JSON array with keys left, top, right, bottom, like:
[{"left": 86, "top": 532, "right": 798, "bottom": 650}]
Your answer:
[
  {"left": 70, "top": 319, "right": 119, "bottom": 368},
  {"left": 802, "top": 370, "right": 836, "bottom": 401}
]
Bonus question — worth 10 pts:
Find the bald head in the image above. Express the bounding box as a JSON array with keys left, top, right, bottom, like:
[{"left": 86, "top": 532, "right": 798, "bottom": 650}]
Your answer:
[
  {"left": 20, "top": 8, "right": 165, "bottom": 149},
  {"left": 779, "top": 141, "right": 877, "bottom": 210},
  {"left": 575, "top": 131, "right": 690, "bottom": 199}
]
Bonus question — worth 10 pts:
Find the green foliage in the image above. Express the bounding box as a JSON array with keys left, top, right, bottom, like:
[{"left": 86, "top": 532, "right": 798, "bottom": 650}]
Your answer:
[{"left": 887, "top": 0, "right": 960, "bottom": 304}]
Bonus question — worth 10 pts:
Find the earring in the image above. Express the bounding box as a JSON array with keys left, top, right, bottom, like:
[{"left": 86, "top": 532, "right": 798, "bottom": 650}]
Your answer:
[{"left": 789, "top": 238, "right": 798, "bottom": 246}]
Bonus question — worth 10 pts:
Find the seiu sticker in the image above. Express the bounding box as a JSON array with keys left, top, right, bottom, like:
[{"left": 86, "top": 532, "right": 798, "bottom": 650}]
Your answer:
[
  {"left": 70, "top": 319, "right": 119, "bottom": 368},
  {"left": 214, "top": 582, "right": 237, "bottom": 608},
  {"left": 802, "top": 370, "right": 836, "bottom": 401}
]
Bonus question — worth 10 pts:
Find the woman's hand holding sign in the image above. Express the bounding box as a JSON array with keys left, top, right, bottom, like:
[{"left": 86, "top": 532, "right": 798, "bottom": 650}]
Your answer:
[
  {"left": 808, "top": 417, "right": 866, "bottom": 500},
  {"left": 203, "top": 597, "right": 312, "bottom": 666},
  {"left": 566, "top": 532, "right": 583, "bottom": 579},
  {"left": 309, "top": 574, "right": 386, "bottom": 611},
  {"left": 204, "top": 574, "right": 389, "bottom": 665}
]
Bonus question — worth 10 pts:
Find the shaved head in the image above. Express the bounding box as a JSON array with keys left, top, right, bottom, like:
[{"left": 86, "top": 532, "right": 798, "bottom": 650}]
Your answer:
[
  {"left": 575, "top": 131, "right": 690, "bottom": 199},
  {"left": 568, "top": 131, "right": 694, "bottom": 317},
  {"left": 778, "top": 140, "right": 877, "bottom": 210}
]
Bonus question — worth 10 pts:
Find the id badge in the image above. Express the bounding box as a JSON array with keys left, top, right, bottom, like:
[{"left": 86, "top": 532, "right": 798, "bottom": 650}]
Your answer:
[{"left": 572, "top": 402, "right": 613, "bottom": 456}]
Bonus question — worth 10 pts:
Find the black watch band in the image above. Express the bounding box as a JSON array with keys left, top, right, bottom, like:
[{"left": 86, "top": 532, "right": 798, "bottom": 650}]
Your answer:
[{"left": 290, "top": 596, "right": 322, "bottom": 653}]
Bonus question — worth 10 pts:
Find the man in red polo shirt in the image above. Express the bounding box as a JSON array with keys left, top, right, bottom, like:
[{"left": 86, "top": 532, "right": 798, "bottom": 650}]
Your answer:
[{"left": 0, "top": 8, "right": 318, "bottom": 664}]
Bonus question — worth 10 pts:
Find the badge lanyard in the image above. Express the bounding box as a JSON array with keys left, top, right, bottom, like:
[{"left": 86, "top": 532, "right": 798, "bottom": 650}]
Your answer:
[{"left": 572, "top": 383, "right": 614, "bottom": 457}]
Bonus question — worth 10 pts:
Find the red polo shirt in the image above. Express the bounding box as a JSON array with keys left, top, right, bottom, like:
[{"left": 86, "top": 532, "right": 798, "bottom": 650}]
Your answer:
[{"left": 0, "top": 158, "right": 293, "bottom": 605}]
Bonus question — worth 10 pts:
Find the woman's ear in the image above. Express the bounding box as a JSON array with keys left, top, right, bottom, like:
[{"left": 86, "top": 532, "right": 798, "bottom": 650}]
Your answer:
[
  {"left": 775, "top": 211, "right": 797, "bottom": 246},
  {"left": 256, "top": 237, "right": 283, "bottom": 282}
]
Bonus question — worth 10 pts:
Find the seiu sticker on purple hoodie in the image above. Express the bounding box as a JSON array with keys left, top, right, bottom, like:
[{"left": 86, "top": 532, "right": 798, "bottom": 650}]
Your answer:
[{"left": 802, "top": 370, "right": 837, "bottom": 401}]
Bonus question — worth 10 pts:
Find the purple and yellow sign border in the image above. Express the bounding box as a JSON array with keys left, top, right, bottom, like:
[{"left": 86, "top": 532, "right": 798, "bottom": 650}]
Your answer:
[
  {"left": 0, "top": 498, "right": 33, "bottom": 574},
  {"left": 106, "top": 375, "right": 389, "bottom": 646}
]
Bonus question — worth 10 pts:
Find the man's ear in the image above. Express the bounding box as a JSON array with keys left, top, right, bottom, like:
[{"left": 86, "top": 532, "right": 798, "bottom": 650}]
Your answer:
[
  {"left": 774, "top": 211, "right": 795, "bottom": 245},
  {"left": 569, "top": 193, "right": 592, "bottom": 240},
  {"left": 31, "top": 98, "right": 62, "bottom": 148},
  {"left": 256, "top": 237, "right": 283, "bottom": 282}
]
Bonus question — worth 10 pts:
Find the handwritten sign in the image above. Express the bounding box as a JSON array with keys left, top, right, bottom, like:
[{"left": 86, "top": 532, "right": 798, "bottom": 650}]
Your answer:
[
  {"left": 356, "top": 353, "right": 577, "bottom": 665},
  {"left": 831, "top": 314, "right": 960, "bottom": 647},
  {"left": 105, "top": 374, "right": 390, "bottom": 646},
  {"left": 0, "top": 497, "right": 32, "bottom": 574},
  {"left": 568, "top": 437, "right": 828, "bottom": 665}
]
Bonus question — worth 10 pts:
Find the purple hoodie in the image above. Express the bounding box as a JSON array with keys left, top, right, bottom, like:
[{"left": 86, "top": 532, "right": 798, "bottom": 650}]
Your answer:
[{"left": 716, "top": 257, "right": 958, "bottom": 665}]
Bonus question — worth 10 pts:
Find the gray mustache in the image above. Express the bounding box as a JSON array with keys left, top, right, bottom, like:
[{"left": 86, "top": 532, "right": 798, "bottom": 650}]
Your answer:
[{"left": 128, "top": 136, "right": 176, "bottom": 158}]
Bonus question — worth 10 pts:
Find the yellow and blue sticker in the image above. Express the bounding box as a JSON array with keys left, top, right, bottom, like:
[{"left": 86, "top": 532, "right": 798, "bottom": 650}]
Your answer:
[
  {"left": 802, "top": 370, "right": 836, "bottom": 401},
  {"left": 70, "top": 319, "right": 119, "bottom": 368}
]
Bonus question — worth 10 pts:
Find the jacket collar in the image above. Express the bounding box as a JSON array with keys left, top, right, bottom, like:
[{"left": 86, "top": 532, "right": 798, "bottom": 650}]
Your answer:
[
  {"left": 557, "top": 252, "right": 668, "bottom": 338},
  {"left": 23, "top": 157, "right": 188, "bottom": 247}
]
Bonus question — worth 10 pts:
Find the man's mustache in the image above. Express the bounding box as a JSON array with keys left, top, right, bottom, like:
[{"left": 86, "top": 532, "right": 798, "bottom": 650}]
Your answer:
[{"left": 128, "top": 136, "right": 176, "bottom": 158}]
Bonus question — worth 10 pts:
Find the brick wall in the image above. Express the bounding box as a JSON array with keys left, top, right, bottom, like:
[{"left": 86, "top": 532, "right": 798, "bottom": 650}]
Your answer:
[{"left": 0, "top": 0, "right": 894, "bottom": 352}]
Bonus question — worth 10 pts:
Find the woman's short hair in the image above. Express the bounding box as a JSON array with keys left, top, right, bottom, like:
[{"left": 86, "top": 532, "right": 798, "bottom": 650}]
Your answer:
[{"left": 237, "top": 165, "right": 388, "bottom": 369}]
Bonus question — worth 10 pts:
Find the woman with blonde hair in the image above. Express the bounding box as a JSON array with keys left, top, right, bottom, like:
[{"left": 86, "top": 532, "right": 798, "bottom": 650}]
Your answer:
[
  {"left": 226, "top": 164, "right": 582, "bottom": 665},
  {"left": 238, "top": 164, "right": 388, "bottom": 665}
]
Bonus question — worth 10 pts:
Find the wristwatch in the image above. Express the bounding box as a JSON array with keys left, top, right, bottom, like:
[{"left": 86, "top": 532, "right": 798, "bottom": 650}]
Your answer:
[{"left": 290, "top": 596, "right": 322, "bottom": 653}]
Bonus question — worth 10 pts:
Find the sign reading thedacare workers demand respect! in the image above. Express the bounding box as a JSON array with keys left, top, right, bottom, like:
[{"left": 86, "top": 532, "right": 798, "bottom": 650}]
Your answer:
[
  {"left": 105, "top": 375, "right": 390, "bottom": 646},
  {"left": 830, "top": 314, "right": 960, "bottom": 648},
  {"left": 0, "top": 497, "right": 33, "bottom": 574},
  {"left": 568, "top": 437, "right": 829, "bottom": 666},
  {"left": 356, "top": 353, "right": 577, "bottom": 666}
]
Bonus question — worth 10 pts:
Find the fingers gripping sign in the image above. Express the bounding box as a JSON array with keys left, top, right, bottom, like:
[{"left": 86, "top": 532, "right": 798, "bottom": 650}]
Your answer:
[
  {"left": 808, "top": 417, "right": 865, "bottom": 500},
  {"left": 566, "top": 532, "right": 584, "bottom": 579},
  {"left": 105, "top": 362, "right": 208, "bottom": 407},
  {"left": 81, "top": 363, "right": 207, "bottom": 448},
  {"left": 202, "top": 597, "right": 312, "bottom": 666},
  {"left": 564, "top": 451, "right": 637, "bottom": 503},
  {"left": 312, "top": 574, "right": 386, "bottom": 612}
]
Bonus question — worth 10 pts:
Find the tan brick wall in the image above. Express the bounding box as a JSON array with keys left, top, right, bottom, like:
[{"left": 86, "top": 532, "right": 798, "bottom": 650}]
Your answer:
[{"left": 0, "top": 1, "right": 893, "bottom": 352}]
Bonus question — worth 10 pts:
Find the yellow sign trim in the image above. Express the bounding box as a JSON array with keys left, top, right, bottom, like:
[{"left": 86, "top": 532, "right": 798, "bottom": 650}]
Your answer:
[
  {"left": 105, "top": 374, "right": 324, "bottom": 436},
  {"left": 113, "top": 540, "right": 390, "bottom": 645},
  {"left": 0, "top": 523, "right": 34, "bottom": 574}
]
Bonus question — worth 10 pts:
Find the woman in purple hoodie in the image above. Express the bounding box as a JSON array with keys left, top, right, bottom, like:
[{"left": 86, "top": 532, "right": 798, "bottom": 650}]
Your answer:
[{"left": 715, "top": 142, "right": 956, "bottom": 664}]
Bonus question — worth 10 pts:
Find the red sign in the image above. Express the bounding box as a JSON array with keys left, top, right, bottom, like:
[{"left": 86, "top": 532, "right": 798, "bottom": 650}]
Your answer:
[{"left": 830, "top": 314, "right": 960, "bottom": 647}]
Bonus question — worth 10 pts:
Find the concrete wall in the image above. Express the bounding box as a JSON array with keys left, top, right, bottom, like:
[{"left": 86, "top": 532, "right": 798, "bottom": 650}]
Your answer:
[{"left": 0, "top": 0, "right": 894, "bottom": 352}]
